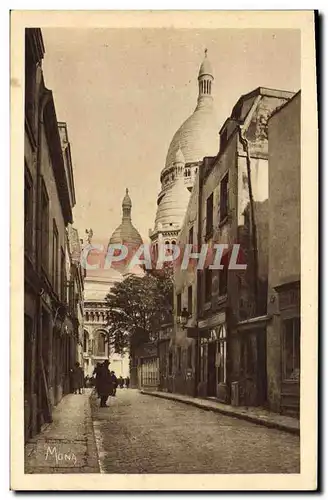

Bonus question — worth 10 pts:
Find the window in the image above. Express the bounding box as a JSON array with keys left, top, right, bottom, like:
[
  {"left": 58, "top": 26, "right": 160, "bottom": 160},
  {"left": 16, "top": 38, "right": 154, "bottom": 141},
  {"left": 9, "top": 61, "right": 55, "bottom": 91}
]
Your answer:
[
  {"left": 176, "top": 293, "right": 182, "bottom": 315},
  {"left": 24, "top": 167, "right": 33, "bottom": 254},
  {"left": 52, "top": 220, "right": 59, "bottom": 292},
  {"left": 206, "top": 193, "right": 214, "bottom": 237},
  {"left": 187, "top": 345, "right": 192, "bottom": 369},
  {"left": 60, "top": 248, "right": 66, "bottom": 302},
  {"left": 177, "top": 347, "right": 182, "bottom": 372},
  {"left": 217, "top": 325, "right": 227, "bottom": 384},
  {"left": 205, "top": 268, "right": 212, "bottom": 302},
  {"left": 188, "top": 226, "right": 194, "bottom": 246},
  {"left": 96, "top": 332, "right": 106, "bottom": 356},
  {"left": 41, "top": 182, "right": 49, "bottom": 271},
  {"left": 220, "top": 172, "right": 229, "bottom": 222},
  {"left": 283, "top": 317, "right": 300, "bottom": 381},
  {"left": 168, "top": 352, "right": 173, "bottom": 375},
  {"left": 188, "top": 285, "right": 193, "bottom": 314},
  {"left": 219, "top": 264, "right": 228, "bottom": 296}
]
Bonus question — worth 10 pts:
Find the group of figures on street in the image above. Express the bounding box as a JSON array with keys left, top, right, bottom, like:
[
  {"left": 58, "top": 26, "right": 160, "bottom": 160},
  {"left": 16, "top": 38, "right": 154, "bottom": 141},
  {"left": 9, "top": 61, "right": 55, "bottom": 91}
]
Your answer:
[
  {"left": 70, "top": 361, "right": 130, "bottom": 407},
  {"left": 92, "top": 361, "right": 130, "bottom": 407}
]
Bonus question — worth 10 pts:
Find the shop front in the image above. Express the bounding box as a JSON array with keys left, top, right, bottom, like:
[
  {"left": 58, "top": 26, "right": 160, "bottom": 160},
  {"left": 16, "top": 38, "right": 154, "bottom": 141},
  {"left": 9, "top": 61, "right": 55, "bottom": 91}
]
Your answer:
[{"left": 196, "top": 312, "right": 229, "bottom": 403}]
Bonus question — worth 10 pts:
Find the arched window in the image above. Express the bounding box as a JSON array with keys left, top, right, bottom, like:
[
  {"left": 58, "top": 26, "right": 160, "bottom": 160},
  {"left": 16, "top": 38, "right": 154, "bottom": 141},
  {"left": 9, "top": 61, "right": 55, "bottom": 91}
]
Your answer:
[
  {"left": 85, "top": 311, "right": 89, "bottom": 322},
  {"left": 95, "top": 331, "right": 106, "bottom": 356},
  {"left": 171, "top": 240, "right": 176, "bottom": 245}
]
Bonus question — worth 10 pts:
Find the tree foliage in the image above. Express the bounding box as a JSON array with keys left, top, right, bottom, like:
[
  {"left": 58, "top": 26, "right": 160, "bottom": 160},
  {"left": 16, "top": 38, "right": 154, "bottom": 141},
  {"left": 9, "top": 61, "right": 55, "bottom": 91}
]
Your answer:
[{"left": 105, "top": 269, "right": 173, "bottom": 354}]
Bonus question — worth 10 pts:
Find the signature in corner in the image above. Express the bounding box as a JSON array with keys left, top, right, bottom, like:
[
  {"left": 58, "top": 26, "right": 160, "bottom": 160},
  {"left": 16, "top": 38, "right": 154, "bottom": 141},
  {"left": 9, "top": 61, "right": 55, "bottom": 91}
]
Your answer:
[{"left": 45, "top": 446, "right": 77, "bottom": 466}]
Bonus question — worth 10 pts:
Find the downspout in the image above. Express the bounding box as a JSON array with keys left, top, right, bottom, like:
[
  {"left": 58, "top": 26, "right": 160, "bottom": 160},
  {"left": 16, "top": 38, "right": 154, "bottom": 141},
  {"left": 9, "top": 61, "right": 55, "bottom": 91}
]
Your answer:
[
  {"left": 195, "top": 166, "right": 203, "bottom": 397},
  {"left": 238, "top": 126, "right": 260, "bottom": 316}
]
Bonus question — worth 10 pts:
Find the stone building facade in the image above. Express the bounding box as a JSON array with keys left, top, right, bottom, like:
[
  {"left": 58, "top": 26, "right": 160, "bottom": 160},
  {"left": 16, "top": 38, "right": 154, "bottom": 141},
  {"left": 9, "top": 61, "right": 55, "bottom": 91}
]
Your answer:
[
  {"left": 24, "top": 28, "right": 84, "bottom": 441},
  {"left": 266, "top": 91, "right": 301, "bottom": 416},
  {"left": 171, "top": 87, "right": 296, "bottom": 408}
]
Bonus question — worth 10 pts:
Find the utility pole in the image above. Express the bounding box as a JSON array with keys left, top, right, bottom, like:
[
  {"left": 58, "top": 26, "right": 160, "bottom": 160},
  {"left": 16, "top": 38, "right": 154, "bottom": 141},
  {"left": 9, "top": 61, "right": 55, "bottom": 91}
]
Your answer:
[{"left": 238, "top": 126, "right": 260, "bottom": 316}]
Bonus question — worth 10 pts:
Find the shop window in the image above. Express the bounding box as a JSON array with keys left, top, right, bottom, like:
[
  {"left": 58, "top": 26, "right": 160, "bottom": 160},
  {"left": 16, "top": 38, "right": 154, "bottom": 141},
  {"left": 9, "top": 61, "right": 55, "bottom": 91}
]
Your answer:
[
  {"left": 205, "top": 193, "right": 214, "bottom": 238},
  {"left": 220, "top": 172, "right": 229, "bottom": 222},
  {"left": 187, "top": 345, "right": 192, "bottom": 369},
  {"left": 283, "top": 317, "right": 300, "bottom": 381},
  {"left": 188, "top": 285, "right": 193, "bottom": 314},
  {"left": 177, "top": 347, "right": 182, "bottom": 372},
  {"left": 205, "top": 268, "right": 212, "bottom": 302}
]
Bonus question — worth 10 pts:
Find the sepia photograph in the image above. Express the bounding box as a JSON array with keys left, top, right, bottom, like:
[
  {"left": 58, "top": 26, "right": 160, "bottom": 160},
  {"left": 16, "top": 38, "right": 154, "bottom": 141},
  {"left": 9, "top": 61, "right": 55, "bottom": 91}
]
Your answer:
[{"left": 11, "top": 10, "right": 318, "bottom": 491}]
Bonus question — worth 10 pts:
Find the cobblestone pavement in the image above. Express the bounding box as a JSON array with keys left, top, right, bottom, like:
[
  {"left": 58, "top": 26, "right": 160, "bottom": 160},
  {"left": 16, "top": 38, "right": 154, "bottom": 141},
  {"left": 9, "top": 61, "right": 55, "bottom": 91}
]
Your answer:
[{"left": 92, "top": 389, "right": 300, "bottom": 474}]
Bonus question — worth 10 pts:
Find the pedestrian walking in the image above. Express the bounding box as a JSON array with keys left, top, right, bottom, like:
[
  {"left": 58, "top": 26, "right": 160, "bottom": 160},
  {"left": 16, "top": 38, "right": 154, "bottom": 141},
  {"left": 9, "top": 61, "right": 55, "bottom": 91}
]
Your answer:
[
  {"left": 93, "top": 362, "right": 103, "bottom": 398},
  {"left": 70, "top": 362, "right": 84, "bottom": 394},
  {"left": 111, "top": 371, "right": 118, "bottom": 396},
  {"left": 97, "top": 360, "right": 113, "bottom": 407},
  {"left": 125, "top": 376, "right": 130, "bottom": 389},
  {"left": 118, "top": 376, "right": 124, "bottom": 389}
]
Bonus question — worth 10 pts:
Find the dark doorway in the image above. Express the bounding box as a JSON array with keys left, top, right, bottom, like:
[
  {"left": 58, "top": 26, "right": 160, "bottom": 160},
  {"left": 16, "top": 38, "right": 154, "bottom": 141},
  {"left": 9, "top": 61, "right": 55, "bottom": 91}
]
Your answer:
[
  {"left": 207, "top": 341, "right": 216, "bottom": 397},
  {"left": 256, "top": 328, "right": 267, "bottom": 406}
]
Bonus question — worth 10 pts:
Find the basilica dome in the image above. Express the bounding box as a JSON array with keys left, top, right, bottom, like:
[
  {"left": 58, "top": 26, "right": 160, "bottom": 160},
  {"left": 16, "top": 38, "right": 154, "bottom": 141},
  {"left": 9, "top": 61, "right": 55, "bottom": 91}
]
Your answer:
[
  {"left": 163, "top": 50, "right": 218, "bottom": 173},
  {"left": 155, "top": 175, "right": 191, "bottom": 229},
  {"left": 108, "top": 189, "right": 143, "bottom": 248}
]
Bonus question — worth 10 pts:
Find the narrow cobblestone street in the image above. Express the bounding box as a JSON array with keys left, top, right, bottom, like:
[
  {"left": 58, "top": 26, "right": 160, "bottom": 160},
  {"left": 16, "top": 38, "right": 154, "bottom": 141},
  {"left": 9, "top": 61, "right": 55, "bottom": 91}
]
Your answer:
[{"left": 92, "top": 389, "right": 300, "bottom": 474}]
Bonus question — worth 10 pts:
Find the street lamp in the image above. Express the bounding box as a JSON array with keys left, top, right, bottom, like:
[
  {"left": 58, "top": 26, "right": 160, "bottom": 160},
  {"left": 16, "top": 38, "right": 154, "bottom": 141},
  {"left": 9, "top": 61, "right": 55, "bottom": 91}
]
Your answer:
[{"left": 179, "top": 307, "right": 190, "bottom": 329}]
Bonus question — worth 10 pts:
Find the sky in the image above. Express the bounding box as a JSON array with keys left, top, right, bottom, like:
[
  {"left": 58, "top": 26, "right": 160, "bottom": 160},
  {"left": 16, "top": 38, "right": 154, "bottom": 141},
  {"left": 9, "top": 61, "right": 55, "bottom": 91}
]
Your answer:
[{"left": 42, "top": 28, "right": 300, "bottom": 244}]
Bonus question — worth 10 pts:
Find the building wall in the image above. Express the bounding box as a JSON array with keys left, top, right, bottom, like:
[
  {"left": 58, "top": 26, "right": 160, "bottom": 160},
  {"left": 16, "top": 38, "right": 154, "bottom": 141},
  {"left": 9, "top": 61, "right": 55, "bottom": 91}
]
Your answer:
[
  {"left": 172, "top": 175, "right": 200, "bottom": 396},
  {"left": 266, "top": 92, "right": 301, "bottom": 413},
  {"left": 268, "top": 94, "right": 301, "bottom": 288},
  {"left": 170, "top": 89, "right": 295, "bottom": 407},
  {"left": 24, "top": 29, "right": 80, "bottom": 441}
]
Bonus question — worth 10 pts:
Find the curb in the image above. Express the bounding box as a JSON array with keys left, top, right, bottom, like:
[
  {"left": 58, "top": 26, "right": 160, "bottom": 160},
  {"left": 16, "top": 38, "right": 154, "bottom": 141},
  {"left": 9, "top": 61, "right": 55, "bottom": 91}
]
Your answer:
[
  {"left": 85, "top": 393, "right": 101, "bottom": 473},
  {"left": 140, "top": 390, "right": 300, "bottom": 436}
]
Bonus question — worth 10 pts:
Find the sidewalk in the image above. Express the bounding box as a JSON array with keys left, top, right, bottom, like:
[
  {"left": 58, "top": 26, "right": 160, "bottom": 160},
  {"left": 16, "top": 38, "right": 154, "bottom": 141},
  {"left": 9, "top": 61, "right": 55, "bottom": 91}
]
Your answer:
[
  {"left": 140, "top": 389, "right": 300, "bottom": 435},
  {"left": 25, "top": 389, "right": 100, "bottom": 473}
]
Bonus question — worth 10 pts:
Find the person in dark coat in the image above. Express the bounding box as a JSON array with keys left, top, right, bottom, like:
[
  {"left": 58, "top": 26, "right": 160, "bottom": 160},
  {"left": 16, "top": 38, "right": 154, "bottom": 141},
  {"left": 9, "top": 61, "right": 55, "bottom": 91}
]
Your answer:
[
  {"left": 118, "top": 376, "right": 124, "bottom": 389},
  {"left": 93, "top": 362, "right": 103, "bottom": 398},
  {"left": 125, "top": 376, "right": 130, "bottom": 389},
  {"left": 71, "top": 362, "right": 84, "bottom": 394},
  {"left": 97, "top": 360, "right": 113, "bottom": 407},
  {"left": 111, "top": 371, "right": 118, "bottom": 396}
]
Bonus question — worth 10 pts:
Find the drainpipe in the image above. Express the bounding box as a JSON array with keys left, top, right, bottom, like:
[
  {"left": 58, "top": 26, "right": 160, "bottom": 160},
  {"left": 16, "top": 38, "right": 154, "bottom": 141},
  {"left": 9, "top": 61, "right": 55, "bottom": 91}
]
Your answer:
[
  {"left": 194, "top": 165, "right": 203, "bottom": 397},
  {"left": 238, "top": 126, "right": 260, "bottom": 316}
]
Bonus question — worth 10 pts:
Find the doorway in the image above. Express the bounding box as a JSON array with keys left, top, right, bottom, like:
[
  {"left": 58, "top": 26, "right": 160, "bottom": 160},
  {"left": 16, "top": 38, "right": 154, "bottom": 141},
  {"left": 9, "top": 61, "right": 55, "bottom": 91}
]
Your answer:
[{"left": 207, "top": 341, "right": 216, "bottom": 397}]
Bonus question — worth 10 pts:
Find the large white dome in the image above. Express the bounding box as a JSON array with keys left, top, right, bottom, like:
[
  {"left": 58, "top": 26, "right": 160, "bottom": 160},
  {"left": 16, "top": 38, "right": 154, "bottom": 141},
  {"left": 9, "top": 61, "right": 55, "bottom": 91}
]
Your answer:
[
  {"left": 164, "top": 99, "right": 218, "bottom": 172},
  {"left": 155, "top": 177, "right": 191, "bottom": 228}
]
